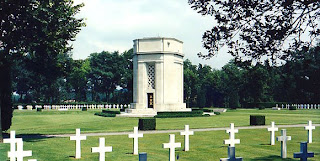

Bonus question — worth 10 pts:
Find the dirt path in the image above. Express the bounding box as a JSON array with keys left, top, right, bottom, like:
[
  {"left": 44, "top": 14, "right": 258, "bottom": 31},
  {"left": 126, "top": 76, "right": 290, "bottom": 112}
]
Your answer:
[{"left": 21, "top": 124, "right": 317, "bottom": 139}]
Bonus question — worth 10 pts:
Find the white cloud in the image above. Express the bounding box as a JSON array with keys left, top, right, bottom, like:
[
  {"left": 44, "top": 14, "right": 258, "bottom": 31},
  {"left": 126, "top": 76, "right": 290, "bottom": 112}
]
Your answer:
[{"left": 71, "top": 0, "right": 232, "bottom": 69}]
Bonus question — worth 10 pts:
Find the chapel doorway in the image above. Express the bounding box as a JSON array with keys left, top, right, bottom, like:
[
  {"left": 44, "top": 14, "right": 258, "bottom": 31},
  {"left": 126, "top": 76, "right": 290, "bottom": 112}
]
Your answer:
[{"left": 147, "top": 93, "right": 154, "bottom": 108}]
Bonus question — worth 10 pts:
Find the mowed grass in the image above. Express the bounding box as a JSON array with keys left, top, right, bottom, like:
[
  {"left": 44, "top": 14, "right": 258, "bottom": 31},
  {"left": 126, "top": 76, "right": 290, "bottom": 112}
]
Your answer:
[
  {"left": 1, "top": 109, "right": 319, "bottom": 160},
  {"left": 0, "top": 127, "right": 319, "bottom": 161},
  {"left": 7, "top": 109, "right": 320, "bottom": 135}
]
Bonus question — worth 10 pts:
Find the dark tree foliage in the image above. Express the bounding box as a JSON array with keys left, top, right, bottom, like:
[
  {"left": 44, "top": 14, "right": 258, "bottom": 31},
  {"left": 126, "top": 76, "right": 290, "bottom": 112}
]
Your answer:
[
  {"left": 0, "top": 65, "right": 13, "bottom": 134},
  {"left": 88, "top": 51, "right": 125, "bottom": 102},
  {"left": 188, "top": 0, "right": 320, "bottom": 63},
  {"left": 281, "top": 43, "right": 320, "bottom": 102},
  {"left": 0, "top": 0, "right": 85, "bottom": 140},
  {"left": 182, "top": 44, "right": 320, "bottom": 108}
]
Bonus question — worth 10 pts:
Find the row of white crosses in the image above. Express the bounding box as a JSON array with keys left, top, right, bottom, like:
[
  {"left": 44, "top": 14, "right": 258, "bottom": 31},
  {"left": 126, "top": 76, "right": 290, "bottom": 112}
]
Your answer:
[
  {"left": 267, "top": 120, "right": 316, "bottom": 158},
  {"left": 220, "top": 121, "right": 316, "bottom": 160},
  {"left": 161, "top": 123, "right": 243, "bottom": 161},
  {"left": 4, "top": 131, "right": 37, "bottom": 161},
  {"left": 278, "top": 104, "right": 320, "bottom": 109},
  {"left": 162, "top": 125, "right": 194, "bottom": 161},
  {"left": 24, "top": 104, "right": 131, "bottom": 110},
  {"left": 5, "top": 121, "right": 315, "bottom": 161},
  {"left": 68, "top": 125, "right": 193, "bottom": 161},
  {"left": 69, "top": 129, "right": 113, "bottom": 161}
]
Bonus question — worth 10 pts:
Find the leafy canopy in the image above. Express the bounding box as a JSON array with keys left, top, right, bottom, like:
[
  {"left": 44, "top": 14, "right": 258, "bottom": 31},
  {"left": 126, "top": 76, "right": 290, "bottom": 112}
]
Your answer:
[{"left": 188, "top": 0, "right": 320, "bottom": 63}]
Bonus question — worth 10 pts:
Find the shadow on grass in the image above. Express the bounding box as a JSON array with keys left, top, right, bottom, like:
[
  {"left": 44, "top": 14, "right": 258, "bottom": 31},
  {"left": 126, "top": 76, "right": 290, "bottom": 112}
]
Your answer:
[
  {"left": 250, "top": 155, "right": 296, "bottom": 161},
  {"left": 259, "top": 143, "right": 271, "bottom": 146},
  {"left": 2, "top": 132, "right": 56, "bottom": 142}
]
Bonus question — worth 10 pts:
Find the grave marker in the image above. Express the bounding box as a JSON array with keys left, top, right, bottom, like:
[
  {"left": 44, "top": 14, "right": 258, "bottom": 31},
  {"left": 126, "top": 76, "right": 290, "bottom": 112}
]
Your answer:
[
  {"left": 267, "top": 121, "right": 278, "bottom": 145},
  {"left": 8, "top": 139, "right": 32, "bottom": 161},
  {"left": 224, "top": 123, "right": 240, "bottom": 147},
  {"left": 293, "top": 142, "right": 314, "bottom": 161},
  {"left": 70, "top": 128, "right": 87, "bottom": 159},
  {"left": 91, "top": 138, "right": 112, "bottom": 161},
  {"left": 276, "top": 129, "right": 291, "bottom": 158},
  {"left": 304, "top": 120, "right": 315, "bottom": 143},
  {"left": 220, "top": 146, "right": 242, "bottom": 161},
  {"left": 180, "top": 125, "right": 194, "bottom": 151},
  {"left": 163, "top": 134, "right": 181, "bottom": 161},
  {"left": 4, "top": 131, "right": 22, "bottom": 161},
  {"left": 128, "top": 126, "right": 143, "bottom": 155}
]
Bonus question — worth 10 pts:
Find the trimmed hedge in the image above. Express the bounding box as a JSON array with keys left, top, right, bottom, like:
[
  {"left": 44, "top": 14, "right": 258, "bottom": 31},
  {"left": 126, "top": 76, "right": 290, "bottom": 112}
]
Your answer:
[
  {"left": 214, "top": 112, "right": 221, "bottom": 115},
  {"left": 289, "top": 105, "right": 296, "bottom": 110},
  {"left": 94, "top": 112, "right": 116, "bottom": 117},
  {"left": 102, "top": 109, "right": 120, "bottom": 114},
  {"left": 203, "top": 109, "right": 214, "bottom": 112},
  {"left": 250, "top": 115, "right": 265, "bottom": 125},
  {"left": 139, "top": 118, "right": 156, "bottom": 130},
  {"left": 155, "top": 111, "right": 204, "bottom": 118},
  {"left": 36, "top": 108, "right": 42, "bottom": 112},
  {"left": 82, "top": 108, "right": 87, "bottom": 111}
]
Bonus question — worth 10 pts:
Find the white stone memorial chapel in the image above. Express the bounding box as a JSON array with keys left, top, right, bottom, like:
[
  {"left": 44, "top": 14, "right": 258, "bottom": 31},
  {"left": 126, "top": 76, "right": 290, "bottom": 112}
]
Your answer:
[{"left": 127, "top": 37, "right": 190, "bottom": 115}]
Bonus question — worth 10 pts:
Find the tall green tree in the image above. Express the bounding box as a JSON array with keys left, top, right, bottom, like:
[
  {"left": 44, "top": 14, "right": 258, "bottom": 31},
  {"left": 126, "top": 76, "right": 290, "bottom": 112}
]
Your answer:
[
  {"left": 219, "top": 61, "right": 243, "bottom": 108},
  {"left": 184, "top": 59, "right": 200, "bottom": 107},
  {"left": 280, "top": 43, "right": 320, "bottom": 103},
  {"left": 67, "top": 59, "right": 91, "bottom": 102},
  {"left": 197, "top": 64, "right": 213, "bottom": 107},
  {"left": 242, "top": 64, "right": 271, "bottom": 103},
  {"left": 0, "top": 0, "right": 85, "bottom": 141},
  {"left": 88, "top": 51, "right": 125, "bottom": 102},
  {"left": 120, "top": 49, "right": 134, "bottom": 103}
]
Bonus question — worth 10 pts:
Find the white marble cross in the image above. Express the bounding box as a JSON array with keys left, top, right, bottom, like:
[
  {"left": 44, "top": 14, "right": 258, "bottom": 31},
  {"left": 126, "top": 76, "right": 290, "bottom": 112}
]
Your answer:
[
  {"left": 128, "top": 126, "right": 143, "bottom": 155},
  {"left": 305, "top": 120, "right": 315, "bottom": 143},
  {"left": 276, "top": 129, "right": 291, "bottom": 158},
  {"left": 91, "top": 138, "right": 112, "bottom": 161},
  {"left": 163, "top": 134, "right": 181, "bottom": 161},
  {"left": 4, "top": 131, "right": 22, "bottom": 161},
  {"left": 180, "top": 125, "right": 194, "bottom": 151},
  {"left": 8, "top": 139, "right": 32, "bottom": 161},
  {"left": 70, "top": 128, "right": 87, "bottom": 159},
  {"left": 224, "top": 123, "right": 240, "bottom": 147},
  {"left": 267, "top": 122, "right": 278, "bottom": 145}
]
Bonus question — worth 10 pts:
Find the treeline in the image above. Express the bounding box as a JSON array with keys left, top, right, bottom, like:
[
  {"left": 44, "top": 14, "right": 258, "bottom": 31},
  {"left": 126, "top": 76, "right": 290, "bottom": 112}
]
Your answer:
[
  {"left": 12, "top": 44, "right": 320, "bottom": 108},
  {"left": 185, "top": 44, "right": 320, "bottom": 108},
  {"left": 12, "top": 49, "right": 133, "bottom": 104}
]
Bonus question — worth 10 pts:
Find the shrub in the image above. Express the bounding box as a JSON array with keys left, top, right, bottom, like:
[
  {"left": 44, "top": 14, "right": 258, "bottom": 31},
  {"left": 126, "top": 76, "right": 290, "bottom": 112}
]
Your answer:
[
  {"left": 138, "top": 118, "right": 156, "bottom": 130},
  {"left": 289, "top": 105, "right": 296, "bottom": 110},
  {"left": 155, "top": 111, "right": 204, "bottom": 118},
  {"left": 36, "top": 108, "right": 42, "bottom": 112},
  {"left": 102, "top": 109, "right": 120, "bottom": 114},
  {"left": 94, "top": 112, "right": 116, "bottom": 117},
  {"left": 82, "top": 107, "right": 87, "bottom": 111},
  {"left": 214, "top": 112, "right": 221, "bottom": 115},
  {"left": 250, "top": 115, "right": 265, "bottom": 126},
  {"left": 203, "top": 109, "right": 214, "bottom": 112}
]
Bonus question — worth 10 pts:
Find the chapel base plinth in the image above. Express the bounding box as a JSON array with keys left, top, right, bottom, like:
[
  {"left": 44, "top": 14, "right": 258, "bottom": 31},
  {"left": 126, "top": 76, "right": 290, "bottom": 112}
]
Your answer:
[{"left": 155, "top": 103, "right": 190, "bottom": 112}]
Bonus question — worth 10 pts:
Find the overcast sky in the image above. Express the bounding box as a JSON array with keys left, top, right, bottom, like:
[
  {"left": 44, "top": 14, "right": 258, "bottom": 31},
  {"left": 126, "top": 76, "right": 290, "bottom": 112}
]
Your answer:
[{"left": 72, "top": 0, "right": 233, "bottom": 69}]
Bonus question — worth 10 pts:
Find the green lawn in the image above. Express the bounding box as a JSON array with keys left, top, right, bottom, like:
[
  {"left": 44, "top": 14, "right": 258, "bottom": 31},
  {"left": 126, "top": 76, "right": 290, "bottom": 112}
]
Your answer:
[
  {"left": 0, "top": 127, "right": 319, "bottom": 161},
  {"left": 7, "top": 109, "right": 320, "bottom": 135},
  {"left": 0, "top": 109, "right": 319, "bottom": 160}
]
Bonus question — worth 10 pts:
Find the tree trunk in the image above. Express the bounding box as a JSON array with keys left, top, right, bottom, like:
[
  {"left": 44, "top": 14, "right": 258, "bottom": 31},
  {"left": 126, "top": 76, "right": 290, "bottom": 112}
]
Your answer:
[
  {"left": 0, "top": 63, "right": 14, "bottom": 142},
  {"left": 0, "top": 97, "right": 3, "bottom": 143}
]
